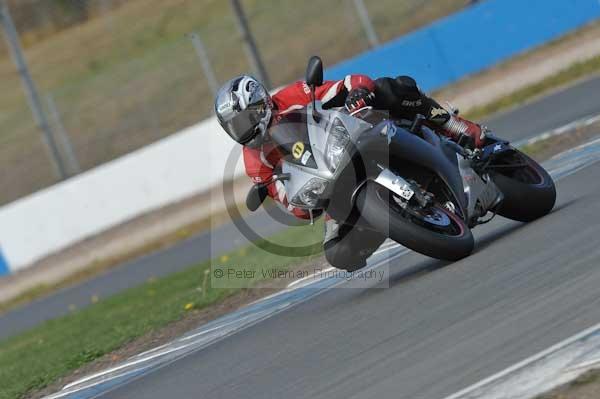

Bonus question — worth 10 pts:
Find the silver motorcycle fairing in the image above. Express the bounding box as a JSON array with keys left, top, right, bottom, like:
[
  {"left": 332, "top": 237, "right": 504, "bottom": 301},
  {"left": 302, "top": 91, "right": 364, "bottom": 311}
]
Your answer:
[
  {"left": 457, "top": 154, "right": 503, "bottom": 219},
  {"left": 373, "top": 168, "right": 415, "bottom": 201},
  {"left": 281, "top": 102, "right": 372, "bottom": 208},
  {"left": 280, "top": 101, "right": 502, "bottom": 221},
  {"left": 354, "top": 127, "right": 503, "bottom": 221},
  {"left": 305, "top": 102, "right": 373, "bottom": 174},
  {"left": 281, "top": 161, "right": 328, "bottom": 207}
]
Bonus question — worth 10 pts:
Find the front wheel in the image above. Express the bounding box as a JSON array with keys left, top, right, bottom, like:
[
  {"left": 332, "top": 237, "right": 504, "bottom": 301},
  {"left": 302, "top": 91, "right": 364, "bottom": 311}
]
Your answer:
[
  {"left": 356, "top": 182, "right": 474, "bottom": 261},
  {"left": 490, "top": 151, "right": 556, "bottom": 222}
]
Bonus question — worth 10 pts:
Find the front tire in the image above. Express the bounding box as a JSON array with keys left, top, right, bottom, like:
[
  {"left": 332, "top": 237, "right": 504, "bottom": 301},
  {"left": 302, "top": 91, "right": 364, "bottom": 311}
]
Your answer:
[
  {"left": 356, "top": 182, "right": 474, "bottom": 261},
  {"left": 491, "top": 151, "right": 556, "bottom": 222}
]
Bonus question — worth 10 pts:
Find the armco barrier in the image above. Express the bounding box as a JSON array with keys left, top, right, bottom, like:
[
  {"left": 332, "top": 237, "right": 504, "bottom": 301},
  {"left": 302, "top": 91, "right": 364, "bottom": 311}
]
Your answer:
[{"left": 326, "top": 0, "right": 600, "bottom": 92}]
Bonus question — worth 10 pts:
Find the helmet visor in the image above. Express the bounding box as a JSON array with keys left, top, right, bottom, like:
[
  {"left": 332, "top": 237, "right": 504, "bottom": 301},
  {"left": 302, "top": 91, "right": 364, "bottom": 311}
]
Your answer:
[{"left": 221, "top": 98, "right": 268, "bottom": 144}]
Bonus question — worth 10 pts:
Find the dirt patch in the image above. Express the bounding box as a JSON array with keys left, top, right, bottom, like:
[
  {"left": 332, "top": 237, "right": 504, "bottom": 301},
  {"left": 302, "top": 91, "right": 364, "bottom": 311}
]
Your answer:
[{"left": 537, "top": 369, "right": 600, "bottom": 399}]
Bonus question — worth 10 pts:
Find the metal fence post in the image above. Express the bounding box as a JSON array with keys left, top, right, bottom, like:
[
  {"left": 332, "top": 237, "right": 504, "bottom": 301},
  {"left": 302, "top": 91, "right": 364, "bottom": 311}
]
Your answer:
[
  {"left": 99, "top": 0, "right": 113, "bottom": 14},
  {"left": 229, "top": 0, "right": 272, "bottom": 89},
  {"left": 46, "top": 94, "right": 80, "bottom": 176},
  {"left": 0, "top": 0, "right": 68, "bottom": 180},
  {"left": 352, "top": 0, "right": 380, "bottom": 48},
  {"left": 188, "top": 32, "right": 220, "bottom": 96}
]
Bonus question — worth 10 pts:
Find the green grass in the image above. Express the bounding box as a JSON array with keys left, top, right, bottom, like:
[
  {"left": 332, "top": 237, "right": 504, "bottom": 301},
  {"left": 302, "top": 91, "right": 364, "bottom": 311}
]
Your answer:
[
  {"left": 465, "top": 53, "right": 600, "bottom": 121},
  {"left": 0, "top": 219, "right": 323, "bottom": 399}
]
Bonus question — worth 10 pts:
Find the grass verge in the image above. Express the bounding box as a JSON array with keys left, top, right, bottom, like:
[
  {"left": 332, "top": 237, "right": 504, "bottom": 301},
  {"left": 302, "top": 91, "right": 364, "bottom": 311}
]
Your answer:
[{"left": 0, "top": 218, "right": 324, "bottom": 399}]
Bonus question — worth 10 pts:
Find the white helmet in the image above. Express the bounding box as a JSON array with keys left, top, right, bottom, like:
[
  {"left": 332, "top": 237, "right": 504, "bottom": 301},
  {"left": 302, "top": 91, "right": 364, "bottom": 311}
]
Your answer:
[{"left": 214, "top": 75, "right": 272, "bottom": 147}]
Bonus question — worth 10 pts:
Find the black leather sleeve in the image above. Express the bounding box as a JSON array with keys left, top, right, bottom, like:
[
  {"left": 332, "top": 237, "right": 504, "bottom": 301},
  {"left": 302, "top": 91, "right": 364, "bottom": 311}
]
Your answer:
[
  {"left": 321, "top": 88, "right": 349, "bottom": 109},
  {"left": 374, "top": 76, "right": 450, "bottom": 125}
]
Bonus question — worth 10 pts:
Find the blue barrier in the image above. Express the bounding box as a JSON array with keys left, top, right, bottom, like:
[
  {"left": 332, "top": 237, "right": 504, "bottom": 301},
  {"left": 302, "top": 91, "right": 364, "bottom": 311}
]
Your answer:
[
  {"left": 325, "top": 0, "right": 600, "bottom": 92},
  {"left": 0, "top": 247, "right": 9, "bottom": 276}
]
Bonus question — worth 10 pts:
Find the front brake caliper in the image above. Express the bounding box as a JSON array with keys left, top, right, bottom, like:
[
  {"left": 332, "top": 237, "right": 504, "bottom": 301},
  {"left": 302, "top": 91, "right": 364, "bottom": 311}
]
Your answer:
[{"left": 406, "top": 179, "right": 433, "bottom": 208}]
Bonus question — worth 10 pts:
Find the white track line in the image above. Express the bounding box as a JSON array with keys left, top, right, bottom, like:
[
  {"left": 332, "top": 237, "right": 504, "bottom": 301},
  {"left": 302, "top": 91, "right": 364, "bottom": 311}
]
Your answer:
[
  {"left": 513, "top": 113, "right": 600, "bottom": 148},
  {"left": 442, "top": 323, "right": 600, "bottom": 399},
  {"left": 286, "top": 267, "right": 335, "bottom": 288},
  {"left": 569, "top": 356, "right": 600, "bottom": 372}
]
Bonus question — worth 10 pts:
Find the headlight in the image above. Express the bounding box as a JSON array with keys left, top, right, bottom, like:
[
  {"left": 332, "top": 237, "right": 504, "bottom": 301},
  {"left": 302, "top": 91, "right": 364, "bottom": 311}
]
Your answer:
[
  {"left": 324, "top": 118, "right": 350, "bottom": 173},
  {"left": 291, "top": 178, "right": 328, "bottom": 208}
]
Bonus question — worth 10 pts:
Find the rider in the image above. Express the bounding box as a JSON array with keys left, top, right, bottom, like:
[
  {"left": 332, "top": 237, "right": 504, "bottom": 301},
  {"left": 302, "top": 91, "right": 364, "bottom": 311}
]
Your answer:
[{"left": 214, "top": 73, "right": 487, "bottom": 271}]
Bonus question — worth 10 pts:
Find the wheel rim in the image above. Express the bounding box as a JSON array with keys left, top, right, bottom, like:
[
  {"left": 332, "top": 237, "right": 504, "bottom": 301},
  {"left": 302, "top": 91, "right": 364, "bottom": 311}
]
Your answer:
[
  {"left": 376, "top": 186, "right": 465, "bottom": 237},
  {"left": 494, "top": 153, "right": 544, "bottom": 186}
]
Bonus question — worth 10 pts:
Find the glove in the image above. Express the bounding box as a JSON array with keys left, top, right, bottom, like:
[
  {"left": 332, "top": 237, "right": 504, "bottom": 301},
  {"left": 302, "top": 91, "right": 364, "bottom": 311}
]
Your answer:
[{"left": 345, "top": 88, "right": 376, "bottom": 114}]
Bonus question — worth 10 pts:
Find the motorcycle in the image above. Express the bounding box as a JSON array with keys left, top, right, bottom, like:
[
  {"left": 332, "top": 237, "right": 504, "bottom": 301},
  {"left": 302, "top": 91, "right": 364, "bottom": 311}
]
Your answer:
[{"left": 247, "top": 56, "right": 556, "bottom": 266}]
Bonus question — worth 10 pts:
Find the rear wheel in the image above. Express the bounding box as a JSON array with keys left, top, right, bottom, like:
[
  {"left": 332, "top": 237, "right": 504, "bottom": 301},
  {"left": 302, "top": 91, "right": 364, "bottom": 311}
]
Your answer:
[
  {"left": 356, "top": 182, "right": 474, "bottom": 261},
  {"left": 490, "top": 151, "right": 556, "bottom": 222}
]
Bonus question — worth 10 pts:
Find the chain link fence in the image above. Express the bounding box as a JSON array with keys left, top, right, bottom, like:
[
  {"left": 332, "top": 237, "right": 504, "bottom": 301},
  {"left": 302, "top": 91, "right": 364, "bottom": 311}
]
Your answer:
[{"left": 0, "top": 0, "right": 469, "bottom": 206}]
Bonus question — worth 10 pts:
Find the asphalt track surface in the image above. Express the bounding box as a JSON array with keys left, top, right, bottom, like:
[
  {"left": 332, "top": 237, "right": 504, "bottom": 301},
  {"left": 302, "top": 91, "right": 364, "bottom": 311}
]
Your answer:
[
  {"left": 98, "top": 155, "right": 600, "bottom": 399},
  {"left": 2, "top": 75, "right": 600, "bottom": 342},
  {"left": 94, "top": 154, "right": 600, "bottom": 399}
]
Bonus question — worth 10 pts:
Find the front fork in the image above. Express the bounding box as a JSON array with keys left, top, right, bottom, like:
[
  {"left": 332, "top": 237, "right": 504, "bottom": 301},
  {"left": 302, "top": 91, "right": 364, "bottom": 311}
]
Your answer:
[
  {"left": 351, "top": 165, "right": 433, "bottom": 210},
  {"left": 459, "top": 144, "right": 510, "bottom": 226}
]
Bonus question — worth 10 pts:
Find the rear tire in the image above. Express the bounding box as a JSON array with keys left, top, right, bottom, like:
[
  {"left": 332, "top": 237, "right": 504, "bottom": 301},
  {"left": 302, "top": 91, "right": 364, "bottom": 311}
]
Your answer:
[
  {"left": 492, "top": 151, "right": 556, "bottom": 222},
  {"left": 356, "top": 182, "right": 474, "bottom": 261}
]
